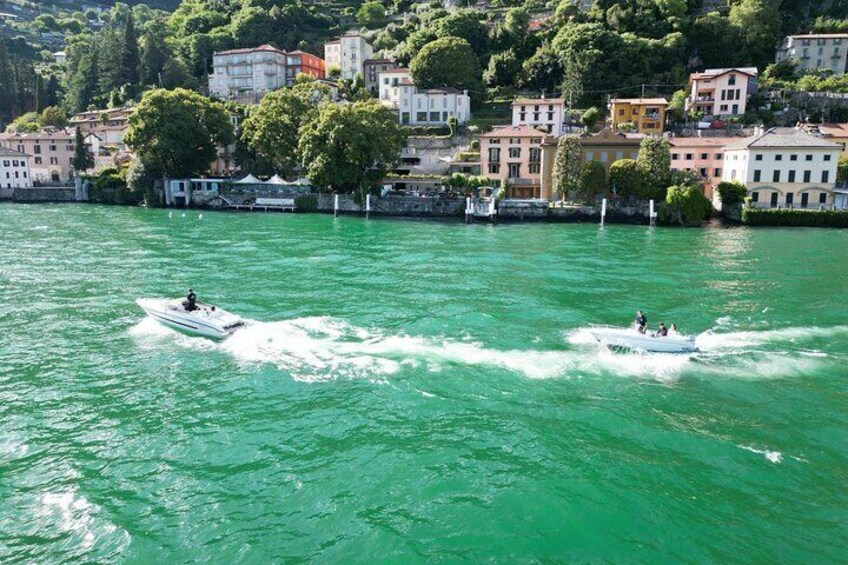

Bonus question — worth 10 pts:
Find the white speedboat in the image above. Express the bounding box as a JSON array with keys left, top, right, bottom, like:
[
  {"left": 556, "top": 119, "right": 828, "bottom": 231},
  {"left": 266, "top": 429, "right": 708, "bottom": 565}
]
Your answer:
[
  {"left": 136, "top": 298, "right": 245, "bottom": 339},
  {"left": 588, "top": 327, "right": 697, "bottom": 353}
]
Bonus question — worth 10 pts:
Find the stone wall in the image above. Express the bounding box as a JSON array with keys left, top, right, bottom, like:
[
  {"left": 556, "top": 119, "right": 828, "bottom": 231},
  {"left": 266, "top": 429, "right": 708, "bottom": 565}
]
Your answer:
[
  {"left": 0, "top": 187, "right": 13, "bottom": 200},
  {"left": 498, "top": 200, "right": 652, "bottom": 223},
  {"left": 12, "top": 187, "right": 77, "bottom": 202},
  {"left": 314, "top": 193, "right": 465, "bottom": 217}
]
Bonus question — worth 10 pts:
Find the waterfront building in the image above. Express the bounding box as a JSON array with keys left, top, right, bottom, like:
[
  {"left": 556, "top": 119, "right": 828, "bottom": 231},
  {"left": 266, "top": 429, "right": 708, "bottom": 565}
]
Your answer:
[
  {"left": 670, "top": 136, "right": 738, "bottom": 199},
  {"left": 324, "top": 32, "right": 373, "bottom": 80},
  {"left": 511, "top": 98, "right": 568, "bottom": 136},
  {"left": 70, "top": 107, "right": 132, "bottom": 147},
  {"left": 0, "top": 146, "right": 32, "bottom": 189},
  {"left": 776, "top": 33, "right": 848, "bottom": 76},
  {"left": 208, "top": 45, "right": 325, "bottom": 100},
  {"left": 800, "top": 123, "right": 848, "bottom": 153},
  {"left": 0, "top": 128, "right": 75, "bottom": 183},
  {"left": 378, "top": 69, "right": 470, "bottom": 126},
  {"left": 480, "top": 125, "right": 552, "bottom": 199},
  {"left": 284, "top": 50, "right": 326, "bottom": 87},
  {"left": 685, "top": 68, "right": 758, "bottom": 117},
  {"left": 363, "top": 58, "right": 398, "bottom": 95},
  {"left": 722, "top": 127, "right": 842, "bottom": 208},
  {"left": 609, "top": 98, "right": 668, "bottom": 133}
]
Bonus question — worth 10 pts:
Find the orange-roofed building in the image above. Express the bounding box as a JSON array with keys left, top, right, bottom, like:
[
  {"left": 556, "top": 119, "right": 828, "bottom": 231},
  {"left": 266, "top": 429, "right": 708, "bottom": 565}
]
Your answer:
[{"left": 480, "top": 125, "right": 553, "bottom": 199}]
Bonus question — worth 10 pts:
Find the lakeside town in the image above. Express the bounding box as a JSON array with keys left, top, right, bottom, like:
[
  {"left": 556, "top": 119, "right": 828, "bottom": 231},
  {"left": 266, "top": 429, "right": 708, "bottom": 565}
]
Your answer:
[{"left": 2, "top": 2, "right": 848, "bottom": 226}]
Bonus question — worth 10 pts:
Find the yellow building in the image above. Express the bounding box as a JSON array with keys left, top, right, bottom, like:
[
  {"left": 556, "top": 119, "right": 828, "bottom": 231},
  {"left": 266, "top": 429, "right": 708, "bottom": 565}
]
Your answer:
[{"left": 609, "top": 98, "right": 668, "bottom": 134}]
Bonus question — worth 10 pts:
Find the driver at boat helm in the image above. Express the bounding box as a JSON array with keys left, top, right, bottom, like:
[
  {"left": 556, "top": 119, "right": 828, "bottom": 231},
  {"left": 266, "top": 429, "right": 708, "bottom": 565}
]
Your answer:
[
  {"left": 186, "top": 288, "right": 197, "bottom": 312},
  {"left": 656, "top": 323, "right": 668, "bottom": 337},
  {"left": 635, "top": 311, "right": 647, "bottom": 334}
]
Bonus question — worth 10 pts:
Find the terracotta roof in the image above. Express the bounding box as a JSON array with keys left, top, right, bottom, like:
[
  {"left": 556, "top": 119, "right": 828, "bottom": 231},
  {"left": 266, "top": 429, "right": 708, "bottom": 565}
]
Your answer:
[
  {"left": 611, "top": 98, "right": 669, "bottom": 105},
  {"left": 818, "top": 123, "right": 848, "bottom": 137},
  {"left": 724, "top": 127, "right": 842, "bottom": 149},
  {"left": 0, "top": 128, "right": 75, "bottom": 140},
  {"left": 215, "top": 44, "right": 285, "bottom": 56},
  {"left": 381, "top": 68, "right": 410, "bottom": 74},
  {"left": 481, "top": 125, "right": 551, "bottom": 139},
  {"left": 669, "top": 137, "right": 740, "bottom": 147},
  {"left": 689, "top": 67, "right": 758, "bottom": 81},
  {"left": 512, "top": 98, "right": 566, "bottom": 106}
]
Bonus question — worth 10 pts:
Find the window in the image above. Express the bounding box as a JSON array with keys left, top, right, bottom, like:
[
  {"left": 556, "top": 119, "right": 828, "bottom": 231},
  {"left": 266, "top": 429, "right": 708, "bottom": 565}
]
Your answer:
[
  {"left": 508, "top": 163, "right": 520, "bottom": 178},
  {"left": 616, "top": 152, "right": 624, "bottom": 160},
  {"left": 790, "top": 154, "right": 798, "bottom": 161},
  {"left": 529, "top": 164, "right": 540, "bottom": 174},
  {"left": 488, "top": 148, "right": 501, "bottom": 162},
  {"left": 508, "top": 147, "right": 521, "bottom": 159},
  {"left": 752, "top": 191, "right": 759, "bottom": 202},
  {"left": 820, "top": 193, "right": 828, "bottom": 204},
  {"left": 803, "top": 170, "right": 811, "bottom": 182},
  {"left": 519, "top": 112, "right": 526, "bottom": 121},
  {"left": 646, "top": 123, "right": 656, "bottom": 129},
  {"left": 775, "top": 154, "right": 782, "bottom": 161},
  {"left": 671, "top": 153, "right": 679, "bottom": 160},
  {"left": 788, "top": 170, "right": 796, "bottom": 182},
  {"left": 786, "top": 192, "right": 794, "bottom": 205},
  {"left": 685, "top": 153, "right": 693, "bottom": 160},
  {"left": 49, "top": 157, "right": 58, "bottom": 165},
  {"left": 547, "top": 112, "right": 554, "bottom": 121},
  {"left": 824, "top": 154, "right": 831, "bottom": 161},
  {"left": 49, "top": 144, "right": 57, "bottom": 151},
  {"left": 618, "top": 109, "right": 625, "bottom": 116},
  {"left": 700, "top": 168, "right": 707, "bottom": 177},
  {"left": 806, "top": 154, "right": 813, "bottom": 161},
  {"left": 753, "top": 170, "right": 761, "bottom": 182},
  {"left": 490, "top": 139, "right": 501, "bottom": 145},
  {"left": 715, "top": 153, "right": 722, "bottom": 160},
  {"left": 728, "top": 74, "right": 736, "bottom": 85},
  {"left": 488, "top": 163, "right": 500, "bottom": 174},
  {"left": 773, "top": 170, "right": 780, "bottom": 182},
  {"left": 529, "top": 148, "right": 540, "bottom": 163},
  {"left": 822, "top": 171, "right": 829, "bottom": 183},
  {"left": 600, "top": 152, "right": 608, "bottom": 162},
  {"left": 416, "top": 112, "right": 427, "bottom": 122},
  {"left": 34, "top": 145, "right": 41, "bottom": 154},
  {"left": 714, "top": 168, "right": 721, "bottom": 177},
  {"left": 720, "top": 104, "right": 728, "bottom": 112},
  {"left": 700, "top": 153, "right": 708, "bottom": 159},
  {"left": 755, "top": 154, "right": 763, "bottom": 161},
  {"left": 34, "top": 157, "right": 42, "bottom": 165},
  {"left": 429, "top": 111, "right": 439, "bottom": 122}
]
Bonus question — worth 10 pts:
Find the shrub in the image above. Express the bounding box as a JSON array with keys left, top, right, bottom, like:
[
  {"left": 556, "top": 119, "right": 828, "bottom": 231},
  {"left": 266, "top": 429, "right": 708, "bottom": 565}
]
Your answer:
[
  {"left": 295, "top": 194, "right": 318, "bottom": 212},
  {"left": 717, "top": 180, "right": 747, "bottom": 206},
  {"left": 661, "top": 184, "right": 711, "bottom": 226},
  {"left": 742, "top": 208, "right": 848, "bottom": 227}
]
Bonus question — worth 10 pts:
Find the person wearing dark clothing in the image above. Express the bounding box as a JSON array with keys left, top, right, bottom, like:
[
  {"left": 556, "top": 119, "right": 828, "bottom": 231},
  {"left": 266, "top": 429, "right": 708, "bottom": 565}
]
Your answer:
[
  {"left": 635, "top": 311, "right": 647, "bottom": 334},
  {"left": 185, "top": 289, "right": 197, "bottom": 312},
  {"left": 656, "top": 323, "right": 668, "bottom": 337}
]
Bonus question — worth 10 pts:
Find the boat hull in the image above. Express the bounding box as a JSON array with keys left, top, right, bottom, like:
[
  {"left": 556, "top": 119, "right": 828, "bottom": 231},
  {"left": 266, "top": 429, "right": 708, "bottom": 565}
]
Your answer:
[
  {"left": 589, "top": 327, "right": 697, "bottom": 353},
  {"left": 137, "top": 298, "right": 244, "bottom": 340}
]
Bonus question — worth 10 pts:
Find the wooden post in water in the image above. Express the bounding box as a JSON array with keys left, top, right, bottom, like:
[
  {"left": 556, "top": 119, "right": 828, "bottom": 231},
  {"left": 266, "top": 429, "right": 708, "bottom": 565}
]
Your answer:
[
  {"left": 489, "top": 197, "right": 496, "bottom": 224},
  {"left": 649, "top": 199, "right": 656, "bottom": 227},
  {"left": 465, "top": 196, "right": 472, "bottom": 224},
  {"left": 601, "top": 198, "right": 607, "bottom": 227},
  {"left": 334, "top": 194, "right": 339, "bottom": 218},
  {"left": 366, "top": 193, "right": 371, "bottom": 220}
]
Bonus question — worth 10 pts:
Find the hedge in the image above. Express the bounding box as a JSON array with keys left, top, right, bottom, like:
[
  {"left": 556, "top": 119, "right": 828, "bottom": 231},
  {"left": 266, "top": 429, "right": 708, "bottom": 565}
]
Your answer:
[{"left": 742, "top": 208, "right": 848, "bottom": 227}]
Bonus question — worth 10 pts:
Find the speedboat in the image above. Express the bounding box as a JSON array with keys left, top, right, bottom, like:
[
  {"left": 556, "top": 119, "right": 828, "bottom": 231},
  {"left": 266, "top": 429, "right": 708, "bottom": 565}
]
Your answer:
[
  {"left": 136, "top": 298, "right": 245, "bottom": 339},
  {"left": 588, "top": 327, "right": 697, "bottom": 353}
]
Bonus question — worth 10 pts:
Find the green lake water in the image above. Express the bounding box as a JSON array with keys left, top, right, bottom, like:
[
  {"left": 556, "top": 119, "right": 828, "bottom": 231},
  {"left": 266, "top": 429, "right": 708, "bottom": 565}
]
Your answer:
[{"left": 2, "top": 203, "right": 847, "bottom": 563}]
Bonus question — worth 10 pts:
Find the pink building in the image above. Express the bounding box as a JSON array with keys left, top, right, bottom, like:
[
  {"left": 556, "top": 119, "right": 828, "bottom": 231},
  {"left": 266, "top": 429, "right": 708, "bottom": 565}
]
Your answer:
[
  {"left": 480, "top": 125, "right": 552, "bottom": 199},
  {"left": 686, "top": 67, "right": 758, "bottom": 117},
  {"left": 0, "top": 128, "right": 76, "bottom": 183},
  {"left": 669, "top": 137, "right": 738, "bottom": 199}
]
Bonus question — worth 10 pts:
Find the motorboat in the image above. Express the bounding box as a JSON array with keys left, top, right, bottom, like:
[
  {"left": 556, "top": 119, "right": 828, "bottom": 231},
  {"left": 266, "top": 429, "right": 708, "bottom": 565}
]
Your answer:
[
  {"left": 588, "top": 326, "right": 697, "bottom": 353},
  {"left": 136, "top": 298, "right": 245, "bottom": 339}
]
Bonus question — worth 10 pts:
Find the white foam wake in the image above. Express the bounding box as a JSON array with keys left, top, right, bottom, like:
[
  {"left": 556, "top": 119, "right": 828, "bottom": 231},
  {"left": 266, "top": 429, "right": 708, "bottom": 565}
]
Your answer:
[{"left": 694, "top": 325, "right": 848, "bottom": 352}]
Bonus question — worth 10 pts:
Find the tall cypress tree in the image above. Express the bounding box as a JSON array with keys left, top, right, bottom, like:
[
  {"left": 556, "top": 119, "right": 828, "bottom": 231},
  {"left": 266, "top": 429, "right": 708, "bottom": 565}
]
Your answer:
[
  {"left": 0, "top": 39, "right": 18, "bottom": 126},
  {"left": 120, "top": 12, "right": 140, "bottom": 87},
  {"left": 71, "top": 126, "right": 94, "bottom": 173}
]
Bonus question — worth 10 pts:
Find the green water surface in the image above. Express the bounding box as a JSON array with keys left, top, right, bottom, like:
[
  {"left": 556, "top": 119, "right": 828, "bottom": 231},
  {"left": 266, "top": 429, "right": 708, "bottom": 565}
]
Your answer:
[{"left": 1, "top": 204, "right": 847, "bottom": 563}]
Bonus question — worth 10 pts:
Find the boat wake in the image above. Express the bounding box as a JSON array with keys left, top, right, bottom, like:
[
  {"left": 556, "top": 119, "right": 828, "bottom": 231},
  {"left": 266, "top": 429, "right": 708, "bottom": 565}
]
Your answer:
[{"left": 130, "top": 317, "right": 847, "bottom": 383}]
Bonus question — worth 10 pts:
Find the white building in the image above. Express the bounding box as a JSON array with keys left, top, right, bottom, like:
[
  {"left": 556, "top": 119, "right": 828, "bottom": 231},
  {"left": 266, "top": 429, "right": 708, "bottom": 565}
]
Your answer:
[
  {"left": 686, "top": 67, "right": 758, "bottom": 117},
  {"left": 511, "top": 98, "right": 568, "bottom": 136},
  {"left": 208, "top": 45, "right": 288, "bottom": 100},
  {"left": 378, "top": 68, "right": 412, "bottom": 105},
  {"left": 378, "top": 71, "right": 470, "bottom": 126},
  {"left": 0, "top": 147, "right": 32, "bottom": 189},
  {"left": 777, "top": 33, "right": 848, "bottom": 76},
  {"left": 324, "top": 31, "right": 373, "bottom": 80},
  {"left": 722, "top": 127, "right": 842, "bottom": 209}
]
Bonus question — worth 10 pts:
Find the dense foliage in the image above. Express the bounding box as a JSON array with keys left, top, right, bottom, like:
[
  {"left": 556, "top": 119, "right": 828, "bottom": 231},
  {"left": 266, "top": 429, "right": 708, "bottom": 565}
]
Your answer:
[
  {"left": 662, "top": 184, "right": 712, "bottom": 225},
  {"left": 742, "top": 208, "right": 848, "bottom": 227},
  {"left": 716, "top": 180, "right": 748, "bottom": 206}
]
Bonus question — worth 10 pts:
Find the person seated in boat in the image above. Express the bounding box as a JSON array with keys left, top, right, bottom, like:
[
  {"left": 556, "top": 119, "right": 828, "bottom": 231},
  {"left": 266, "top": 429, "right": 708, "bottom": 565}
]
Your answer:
[
  {"left": 183, "top": 288, "right": 197, "bottom": 312},
  {"left": 669, "top": 323, "right": 678, "bottom": 336},
  {"left": 635, "top": 311, "right": 647, "bottom": 334},
  {"left": 655, "top": 323, "right": 668, "bottom": 337}
]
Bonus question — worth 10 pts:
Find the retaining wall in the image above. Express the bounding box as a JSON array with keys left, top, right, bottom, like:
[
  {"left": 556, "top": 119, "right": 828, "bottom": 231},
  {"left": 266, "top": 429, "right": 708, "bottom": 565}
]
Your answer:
[{"left": 12, "top": 187, "right": 77, "bottom": 202}]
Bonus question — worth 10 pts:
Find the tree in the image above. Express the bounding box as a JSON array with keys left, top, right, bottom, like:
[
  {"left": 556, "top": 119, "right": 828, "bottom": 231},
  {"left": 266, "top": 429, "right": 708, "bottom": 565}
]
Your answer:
[
  {"left": 298, "top": 100, "right": 405, "bottom": 193},
  {"left": 663, "top": 184, "right": 712, "bottom": 225},
  {"left": 71, "top": 126, "right": 94, "bottom": 173},
  {"left": 0, "top": 39, "right": 18, "bottom": 126},
  {"left": 520, "top": 44, "right": 564, "bottom": 95},
  {"left": 125, "top": 88, "right": 234, "bottom": 179},
  {"left": 40, "top": 106, "right": 68, "bottom": 128},
  {"left": 504, "top": 7, "right": 530, "bottom": 36},
  {"left": 241, "top": 89, "right": 310, "bottom": 176},
  {"left": 431, "top": 10, "right": 489, "bottom": 60},
  {"left": 578, "top": 160, "right": 607, "bottom": 201},
  {"left": 410, "top": 37, "right": 483, "bottom": 103},
  {"left": 716, "top": 180, "right": 747, "bottom": 206},
  {"left": 120, "top": 13, "right": 141, "bottom": 88},
  {"left": 551, "top": 136, "right": 583, "bottom": 201},
  {"left": 7, "top": 112, "right": 40, "bottom": 133},
  {"left": 484, "top": 50, "right": 520, "bottom": 88},
  {"left": 141, "top": 31, "right": 169, "bottom": 86},
  {"left": 356, "top": 1, "right": 386, "bottom": 26},
  {"left": 729, "top": 0, "right": 782, "bottom": 67},
  {"left": 64, "top": 48, "right": 98, "bottom": 114},
  {"left": 636, "top": 136, "right": 672, "bottom": 199},
  {"left": 667, "top": 89, "right": 687, "bottom": 124},
  {"left": 837, "top": 155, "right": 848, "bottom": 184},
  {"left": 581, "top": 107, "right": 600, "bottom": 130},
  {"left": 609, "top": 159, "right": 645, "bottom": 198}
]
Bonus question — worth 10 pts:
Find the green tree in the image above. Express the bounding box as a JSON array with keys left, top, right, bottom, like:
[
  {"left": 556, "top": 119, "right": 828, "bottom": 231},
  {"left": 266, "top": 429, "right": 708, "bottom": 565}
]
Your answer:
[
  {"left": 71, "top": 126, "right": 95, "bottom": 173},
  {"left": 431, "top": 10, "right": 489, "bottom": 60},
  {"left": 0, "top": 39, "right": 18, "bottom": 126},
  {"left": 716, "top": 180, "right": 747, "bottom": 206},
  {"left": 484, "top": 49, "right": 520, "bottom": 88},
  {"left": 40, "top": 106, "right": 68, "bottom": 128},
  {"left": 578, "top": 160, "right": 607, "bottom": 201},
  {"left": 241, "top": 89, "right": 310, "bottom": 176},
  {"left": 663, "top": 184, "right": 712, "bottom": 225},
  {"left": 121, "top": 12, "right": 141, "bottom": 87},
  {"left": 298, "top": 100, "right": 405, "bottom": 193},
  {"left": 837, "top": 155, "right": 848, "bottom": 184},
  {"left": 140, "top": 31, "right": 169, "bottom": 86},
  {"left": 65, "top": 48, "right": 99, "bottom": 114},
  {"left": 636, "top": 136, "right": 672, "bottom": 199},
  {"left": 667, "top": 88, "right": 687, "bottom": 124},
  {"left": 504, "top": 7, "right": 530, "bottom": 36},
  {"left": 551, "top": 136, "right": 583, "bottom": 201},
  {"left": 520, "top": 44, "right": 564, "bottom": 95},
  {"left": 125, "top": 88, "right": 234, "bottom": 178},
  {"left": 356, "top": 1, "right": 386, "bottom": 26},
  {"left": 410, "top": 37, "right": 483, "bottom": 103},
  {"left": 729, "top": 0, "right": 782, "bottom": 67},
  {"left": 581, "top": 107, "right": 600, "bottom": 130},
  {"left": 7, "top": 112, "right": 40, "bottom": 133},
  {"left": 609, "top": 159, "right": 645, "bottom": 198}
]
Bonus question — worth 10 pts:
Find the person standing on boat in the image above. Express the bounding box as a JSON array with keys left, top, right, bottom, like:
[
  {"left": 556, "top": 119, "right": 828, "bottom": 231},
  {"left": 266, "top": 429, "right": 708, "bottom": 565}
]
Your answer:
[
  {"left": 185, "top": 288, "right": 197, "bottom": 312},
  {"left": 635, "top": 311, "right": 647, "bottom": 334}
]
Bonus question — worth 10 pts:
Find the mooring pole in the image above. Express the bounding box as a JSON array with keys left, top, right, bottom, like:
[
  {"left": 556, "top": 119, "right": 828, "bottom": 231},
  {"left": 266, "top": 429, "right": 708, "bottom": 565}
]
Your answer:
[
  {"left": 366, "top": 193, "right": 371, "bottom": 220},
  {"left": 465, "top": 196, "right": 472, "bottom": 224},
  {"left": 601, "top": 197, "right": 607, "bottom": 227},
  {"left": 649, "top": 199, "right": 656, "bottom": 227}
]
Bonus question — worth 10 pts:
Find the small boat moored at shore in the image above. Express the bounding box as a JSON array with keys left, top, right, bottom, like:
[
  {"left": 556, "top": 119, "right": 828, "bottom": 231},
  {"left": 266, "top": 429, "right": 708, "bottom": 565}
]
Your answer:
[
  {"left": 137, "top": 298, "right": 245, "bottom": 339},
  {"left": 588, "top": 327, "right": 698, "bottom": 353}
]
